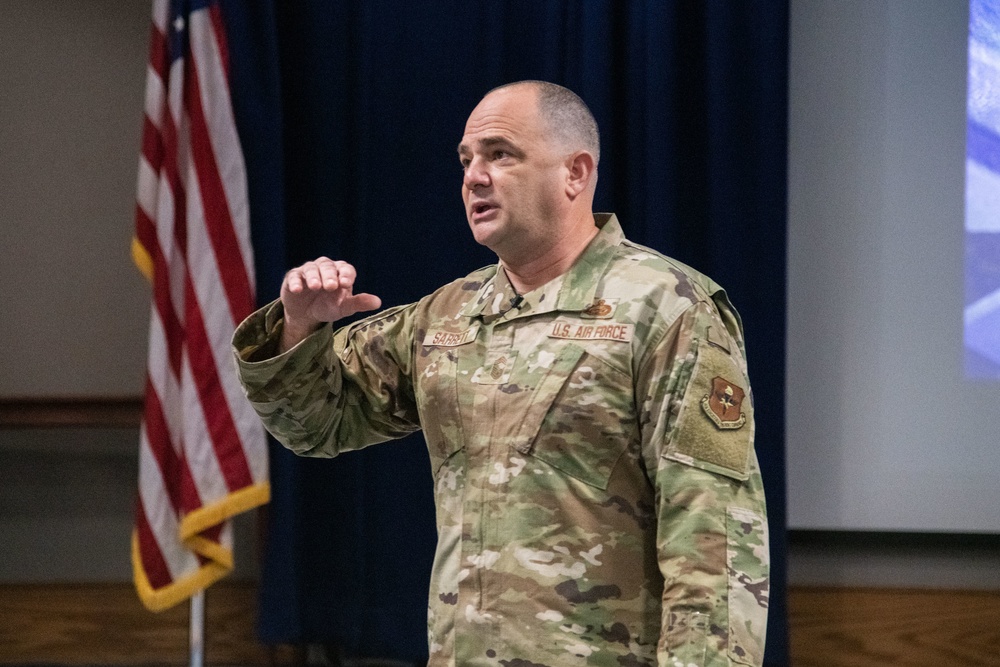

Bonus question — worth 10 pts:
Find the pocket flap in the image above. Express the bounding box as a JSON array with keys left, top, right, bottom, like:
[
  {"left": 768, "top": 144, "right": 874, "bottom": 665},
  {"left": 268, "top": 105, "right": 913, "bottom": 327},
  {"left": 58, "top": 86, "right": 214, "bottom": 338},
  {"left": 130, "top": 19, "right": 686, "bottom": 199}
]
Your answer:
[
  {"left": 512, "top": 345, "right": 633, "bottom": 490},
  {"left": 513, "top": 343, "right": 587, "bottom": 454}
]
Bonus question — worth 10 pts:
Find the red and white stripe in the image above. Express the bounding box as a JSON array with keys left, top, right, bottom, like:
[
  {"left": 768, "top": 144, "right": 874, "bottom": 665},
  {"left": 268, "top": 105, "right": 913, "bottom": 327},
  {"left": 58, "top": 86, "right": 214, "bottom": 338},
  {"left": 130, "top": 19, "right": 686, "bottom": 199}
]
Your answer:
[{"left": 132, "top": 0, "right": 268, "bottom": 612}]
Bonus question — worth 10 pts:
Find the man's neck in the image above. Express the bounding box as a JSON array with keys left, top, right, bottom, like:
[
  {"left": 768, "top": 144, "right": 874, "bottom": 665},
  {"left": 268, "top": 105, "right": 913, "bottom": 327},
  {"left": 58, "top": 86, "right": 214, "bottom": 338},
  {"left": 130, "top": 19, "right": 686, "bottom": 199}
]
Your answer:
[{"left": 501, "top": 219, "right": 600, "bottom": 294}]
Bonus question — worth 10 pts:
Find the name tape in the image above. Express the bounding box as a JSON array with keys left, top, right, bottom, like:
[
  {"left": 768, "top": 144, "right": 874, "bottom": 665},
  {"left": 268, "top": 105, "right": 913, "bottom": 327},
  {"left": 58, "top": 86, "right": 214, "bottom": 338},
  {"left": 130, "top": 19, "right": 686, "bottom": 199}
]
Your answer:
[{"left": 422, "top": 326, "right": 479, "bottom": 347}]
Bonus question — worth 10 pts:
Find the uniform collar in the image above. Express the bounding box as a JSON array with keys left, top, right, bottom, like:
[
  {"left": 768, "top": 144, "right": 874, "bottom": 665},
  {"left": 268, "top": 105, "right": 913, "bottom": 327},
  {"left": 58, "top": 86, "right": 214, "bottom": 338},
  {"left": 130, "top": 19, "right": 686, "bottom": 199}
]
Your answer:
[{"left": 460, "top": 213, "right": 624, "bottom": 322}]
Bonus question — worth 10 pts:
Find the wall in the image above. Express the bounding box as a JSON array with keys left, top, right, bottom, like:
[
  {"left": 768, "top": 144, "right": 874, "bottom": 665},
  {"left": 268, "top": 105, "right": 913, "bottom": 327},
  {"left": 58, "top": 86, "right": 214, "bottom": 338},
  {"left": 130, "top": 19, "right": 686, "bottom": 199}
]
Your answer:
[
  {"left": 0, "top": 1, "right": 257, "bottom": 584},
  {"left": 786, "top": 0, "right": 1000, "bottom": 532},
  {"left": 0, "top": 0, "right": 151, "bottom": 397},
  {"left": 785, "top": 0, "right": 1000, "bottom": 588}
]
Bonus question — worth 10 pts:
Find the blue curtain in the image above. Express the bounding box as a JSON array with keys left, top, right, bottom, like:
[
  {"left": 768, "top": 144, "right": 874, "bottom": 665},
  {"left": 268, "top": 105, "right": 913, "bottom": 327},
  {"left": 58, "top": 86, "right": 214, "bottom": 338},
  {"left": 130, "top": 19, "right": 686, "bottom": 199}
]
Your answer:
[{"left": 224, "top": 2, "right": 789, "bottom": 664}]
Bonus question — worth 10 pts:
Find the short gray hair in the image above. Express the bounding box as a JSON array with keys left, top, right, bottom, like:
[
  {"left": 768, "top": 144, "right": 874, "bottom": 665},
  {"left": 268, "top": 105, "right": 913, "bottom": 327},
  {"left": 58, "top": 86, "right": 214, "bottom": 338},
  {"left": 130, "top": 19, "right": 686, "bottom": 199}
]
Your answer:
[{"left": 490, "top": 80, "right": 601, "bottom": 164}]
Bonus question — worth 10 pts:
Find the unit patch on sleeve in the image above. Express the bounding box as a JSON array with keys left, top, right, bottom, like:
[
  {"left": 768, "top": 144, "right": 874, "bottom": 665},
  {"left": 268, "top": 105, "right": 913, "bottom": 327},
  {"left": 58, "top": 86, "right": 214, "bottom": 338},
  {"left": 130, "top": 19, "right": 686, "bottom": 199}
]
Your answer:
[{"left": 701, "top": 376, "right": 747, "bottom": 429}]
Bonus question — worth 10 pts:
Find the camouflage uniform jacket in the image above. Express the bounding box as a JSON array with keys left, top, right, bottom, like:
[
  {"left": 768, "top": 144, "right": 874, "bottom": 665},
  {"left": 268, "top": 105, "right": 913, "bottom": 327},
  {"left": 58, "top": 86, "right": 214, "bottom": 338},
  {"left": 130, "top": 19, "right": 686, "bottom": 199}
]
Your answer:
[{"left": 233, "top": 214, "right": 769, "bottom": 667}]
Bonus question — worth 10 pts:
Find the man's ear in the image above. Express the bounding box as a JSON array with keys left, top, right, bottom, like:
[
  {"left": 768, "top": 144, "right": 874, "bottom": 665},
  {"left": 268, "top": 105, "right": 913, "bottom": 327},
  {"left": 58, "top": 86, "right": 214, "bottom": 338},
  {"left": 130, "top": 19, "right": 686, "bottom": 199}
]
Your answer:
[{"left": 565, "top": 151, "right": 596, "bottom": 199}]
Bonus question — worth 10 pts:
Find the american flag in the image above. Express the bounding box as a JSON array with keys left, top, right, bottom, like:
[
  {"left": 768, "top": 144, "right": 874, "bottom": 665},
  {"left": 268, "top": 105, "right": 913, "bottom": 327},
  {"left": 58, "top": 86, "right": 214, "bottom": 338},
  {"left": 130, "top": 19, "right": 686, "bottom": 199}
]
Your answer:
[{"left": 131, "top": 0, "right": 269, "bottom": 611}]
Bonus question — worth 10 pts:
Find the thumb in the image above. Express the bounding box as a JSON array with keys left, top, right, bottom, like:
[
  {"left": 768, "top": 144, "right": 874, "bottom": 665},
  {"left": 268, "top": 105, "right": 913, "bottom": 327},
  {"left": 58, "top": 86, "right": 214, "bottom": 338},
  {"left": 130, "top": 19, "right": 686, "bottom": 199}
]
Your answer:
[{"left": 341, "top": 292, "right": 382, "bottom": 317}]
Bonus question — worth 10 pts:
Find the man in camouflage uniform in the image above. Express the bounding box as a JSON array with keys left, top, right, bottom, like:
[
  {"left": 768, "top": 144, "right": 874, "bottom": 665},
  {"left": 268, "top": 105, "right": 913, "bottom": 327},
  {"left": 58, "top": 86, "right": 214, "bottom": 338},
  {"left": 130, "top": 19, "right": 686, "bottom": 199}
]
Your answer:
[{"left": 233, "top": 81, "right": 768, "bottom": 666}]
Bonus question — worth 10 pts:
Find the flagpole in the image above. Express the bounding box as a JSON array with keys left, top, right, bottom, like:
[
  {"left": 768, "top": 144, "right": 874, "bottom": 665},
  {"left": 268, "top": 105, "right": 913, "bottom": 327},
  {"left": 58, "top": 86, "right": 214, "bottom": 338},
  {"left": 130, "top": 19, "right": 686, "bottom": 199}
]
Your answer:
[{"left": 190, "top": 590, "right": 205, "bottom": 667}]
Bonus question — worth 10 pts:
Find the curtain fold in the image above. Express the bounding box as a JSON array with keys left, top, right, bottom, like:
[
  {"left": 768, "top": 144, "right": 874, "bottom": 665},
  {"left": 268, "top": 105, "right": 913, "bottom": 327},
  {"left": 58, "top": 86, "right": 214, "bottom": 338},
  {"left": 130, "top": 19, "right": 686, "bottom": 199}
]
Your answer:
[{"left": 224, "top": 2, "right": 788, "bottom": 664}]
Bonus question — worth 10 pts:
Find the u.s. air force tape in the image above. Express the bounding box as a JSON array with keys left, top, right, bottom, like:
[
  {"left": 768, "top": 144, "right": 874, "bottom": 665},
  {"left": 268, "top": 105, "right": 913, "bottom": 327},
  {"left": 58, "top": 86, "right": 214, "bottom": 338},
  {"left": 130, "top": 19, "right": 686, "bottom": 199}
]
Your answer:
[{"left": 548, "top": 319, "right": 633, "bottom": 342}]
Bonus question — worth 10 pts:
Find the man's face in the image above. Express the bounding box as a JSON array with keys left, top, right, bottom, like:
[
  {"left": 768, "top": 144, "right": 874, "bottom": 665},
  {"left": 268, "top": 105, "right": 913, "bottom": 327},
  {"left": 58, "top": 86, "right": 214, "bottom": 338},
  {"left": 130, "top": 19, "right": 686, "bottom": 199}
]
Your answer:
[{"left": 458, "top": 86, "right": 567, "bottom": 262}]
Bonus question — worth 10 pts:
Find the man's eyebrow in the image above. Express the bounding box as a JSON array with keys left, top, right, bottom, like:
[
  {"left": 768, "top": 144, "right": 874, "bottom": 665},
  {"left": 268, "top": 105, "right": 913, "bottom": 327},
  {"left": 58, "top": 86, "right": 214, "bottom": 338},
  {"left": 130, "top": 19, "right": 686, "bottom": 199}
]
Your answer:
[
  {"left": 458, "top": 137, "right": 521, "bottom": 157},
  {"left": 480, "top": 136, "right": 514, "bottom": 148},
  {"left": 456, "top": 136, "right": 519, "bottom": 156}
]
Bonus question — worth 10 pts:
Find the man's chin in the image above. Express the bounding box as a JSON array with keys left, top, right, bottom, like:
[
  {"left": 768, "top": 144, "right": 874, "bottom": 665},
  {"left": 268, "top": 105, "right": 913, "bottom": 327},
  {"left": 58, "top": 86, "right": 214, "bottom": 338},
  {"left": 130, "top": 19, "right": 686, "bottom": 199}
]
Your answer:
[{"left": 468, "top": 221, "right": 503, "bottom": 251}]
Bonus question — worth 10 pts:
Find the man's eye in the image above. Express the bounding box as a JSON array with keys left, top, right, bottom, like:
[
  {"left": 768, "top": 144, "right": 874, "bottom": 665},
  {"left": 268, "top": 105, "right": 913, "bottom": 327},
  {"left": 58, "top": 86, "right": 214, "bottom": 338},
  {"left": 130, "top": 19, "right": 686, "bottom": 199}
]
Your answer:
[{"left": 493, "top": 150, "right": 508, "bottom": 160}]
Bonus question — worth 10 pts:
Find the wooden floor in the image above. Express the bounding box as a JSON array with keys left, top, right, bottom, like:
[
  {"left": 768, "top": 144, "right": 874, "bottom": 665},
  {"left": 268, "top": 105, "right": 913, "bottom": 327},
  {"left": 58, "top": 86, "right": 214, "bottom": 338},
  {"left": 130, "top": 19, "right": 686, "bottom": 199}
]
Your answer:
[
  {"left": 2, "top": 583, "right": 1000, "bottom": 665},
  {"left": 0, "top": 583, "right": 271, "bottom": 665},
  {"left": 788, "top": 587, "right": 1000, "bottom": 666}
]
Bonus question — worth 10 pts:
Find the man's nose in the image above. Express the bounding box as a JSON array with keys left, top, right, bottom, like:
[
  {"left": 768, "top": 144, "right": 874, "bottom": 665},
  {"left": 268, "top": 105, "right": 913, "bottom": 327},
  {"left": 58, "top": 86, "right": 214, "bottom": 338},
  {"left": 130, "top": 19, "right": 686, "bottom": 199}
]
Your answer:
[{"left": 463, "top": 158, "right": 490, "bottom": 189}]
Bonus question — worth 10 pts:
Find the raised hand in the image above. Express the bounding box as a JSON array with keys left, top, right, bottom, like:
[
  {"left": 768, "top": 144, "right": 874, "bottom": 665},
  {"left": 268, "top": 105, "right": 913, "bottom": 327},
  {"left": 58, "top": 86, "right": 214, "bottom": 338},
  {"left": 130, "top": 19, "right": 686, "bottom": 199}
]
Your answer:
[{"left": 279, "top": 258, "right": 381, "bottom": 352}]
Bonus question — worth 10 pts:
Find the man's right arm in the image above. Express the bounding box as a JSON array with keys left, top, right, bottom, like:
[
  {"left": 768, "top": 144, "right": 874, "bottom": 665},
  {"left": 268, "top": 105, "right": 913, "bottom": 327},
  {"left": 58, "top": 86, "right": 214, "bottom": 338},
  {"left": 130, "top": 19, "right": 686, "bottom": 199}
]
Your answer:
[{"left": 232, "top": 259, "right": 421, "bottom": 458}]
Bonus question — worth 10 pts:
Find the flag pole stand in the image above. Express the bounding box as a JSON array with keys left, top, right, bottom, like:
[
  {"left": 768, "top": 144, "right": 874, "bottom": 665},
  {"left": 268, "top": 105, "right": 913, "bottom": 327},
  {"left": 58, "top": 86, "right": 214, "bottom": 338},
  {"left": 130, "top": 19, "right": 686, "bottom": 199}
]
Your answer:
[{"left": 190, "top": 589, "right": 206, "bottom": 667}]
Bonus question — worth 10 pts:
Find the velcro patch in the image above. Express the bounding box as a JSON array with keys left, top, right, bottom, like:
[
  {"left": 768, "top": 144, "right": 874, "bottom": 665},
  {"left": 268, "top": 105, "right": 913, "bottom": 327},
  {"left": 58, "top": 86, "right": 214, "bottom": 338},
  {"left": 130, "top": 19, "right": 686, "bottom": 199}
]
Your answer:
[
  {"left": 422, "top": 325, "right": 479, "bottom": 347},
  {"left": 548, "top": 320, "right": 633, "bottom": 343},
  {"left": 666, "top": 341, "right": 752, "bottom": 480},
  {"left": 706, "top": 324, "right": 731, "bottom": 353}
]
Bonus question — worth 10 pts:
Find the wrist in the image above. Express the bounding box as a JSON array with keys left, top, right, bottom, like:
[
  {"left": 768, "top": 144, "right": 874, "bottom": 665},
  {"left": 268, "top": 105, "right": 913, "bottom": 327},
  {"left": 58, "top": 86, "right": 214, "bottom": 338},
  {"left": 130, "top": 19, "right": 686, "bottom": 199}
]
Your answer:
[{"left": 279, "top": 314, "right": 321, "bottom": 353}]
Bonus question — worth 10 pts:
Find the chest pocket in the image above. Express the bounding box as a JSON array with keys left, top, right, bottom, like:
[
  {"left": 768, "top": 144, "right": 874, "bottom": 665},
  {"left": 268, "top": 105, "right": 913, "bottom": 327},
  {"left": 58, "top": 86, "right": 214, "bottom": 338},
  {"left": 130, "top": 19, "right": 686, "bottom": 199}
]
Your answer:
[
  {"left": 512, "top": 343, "right": 636, "bottom": 490},
  {"left": 415, "top": 342, "right": 468, "bottom": 475}
]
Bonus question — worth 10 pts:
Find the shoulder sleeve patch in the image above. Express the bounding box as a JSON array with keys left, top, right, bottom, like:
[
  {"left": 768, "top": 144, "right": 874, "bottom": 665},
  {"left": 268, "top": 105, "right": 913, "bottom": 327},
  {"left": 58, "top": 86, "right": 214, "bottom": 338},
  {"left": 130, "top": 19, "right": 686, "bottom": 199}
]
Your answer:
[{"left": 665, "top": 340, "right": 753, "bottom": 481}]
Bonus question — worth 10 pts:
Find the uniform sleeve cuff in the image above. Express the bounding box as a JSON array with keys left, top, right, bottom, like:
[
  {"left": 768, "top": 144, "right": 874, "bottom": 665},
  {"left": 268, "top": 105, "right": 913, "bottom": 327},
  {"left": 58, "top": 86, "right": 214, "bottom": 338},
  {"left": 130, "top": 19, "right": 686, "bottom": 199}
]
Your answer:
[{"left": 232, "top": 300, "right": 334, "bottom": 389}]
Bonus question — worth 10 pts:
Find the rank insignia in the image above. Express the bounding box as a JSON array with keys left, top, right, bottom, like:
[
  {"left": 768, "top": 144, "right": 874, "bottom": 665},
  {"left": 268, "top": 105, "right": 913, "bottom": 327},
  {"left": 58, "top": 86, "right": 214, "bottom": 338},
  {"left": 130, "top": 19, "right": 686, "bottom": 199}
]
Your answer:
[
  {"left": 701, "top": 376, "right": 747, "bottom": 429},
  {"left": 471, "top": 351, "right": 519, "bottom": 385},
  {"left": 490, "top": 355, "right": 508, "bottom": 380},
  {"left": 580, "top": 298, "right": 618, "bottom": 319}
]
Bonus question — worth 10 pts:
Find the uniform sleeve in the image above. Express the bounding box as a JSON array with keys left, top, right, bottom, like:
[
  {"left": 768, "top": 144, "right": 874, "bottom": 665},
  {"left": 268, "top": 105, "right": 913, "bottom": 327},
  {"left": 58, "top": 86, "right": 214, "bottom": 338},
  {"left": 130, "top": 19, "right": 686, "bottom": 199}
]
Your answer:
[
  {"left": 636, "top": 299, "right": 769, "bottom": 667},
  {"left": 232, "top": 299, "right": 422, "bottom": 458}
]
